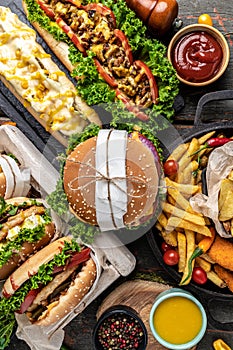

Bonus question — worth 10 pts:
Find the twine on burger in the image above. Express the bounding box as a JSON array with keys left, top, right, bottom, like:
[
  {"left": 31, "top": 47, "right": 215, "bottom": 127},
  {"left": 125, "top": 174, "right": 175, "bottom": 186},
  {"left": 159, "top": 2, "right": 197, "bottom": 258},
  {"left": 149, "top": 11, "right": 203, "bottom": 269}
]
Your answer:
[{"left": 65, "top": 157, "right": 155, "bottom": 200}]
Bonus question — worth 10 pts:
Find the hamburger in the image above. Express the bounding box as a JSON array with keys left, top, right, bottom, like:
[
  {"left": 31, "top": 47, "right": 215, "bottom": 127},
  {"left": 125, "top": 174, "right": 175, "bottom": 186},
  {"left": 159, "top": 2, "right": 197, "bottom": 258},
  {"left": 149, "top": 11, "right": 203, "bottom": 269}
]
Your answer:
[
  {"left": 2, "top": 236, "right": 97, "bottom": 326},
  {"left": 0, "top": 154, "right": 30, "bottom": 199},
  {"left": 0, "top": 197, "right": 56, "bottom": 280},
  {"left": 59, "top": 124, "right": 162, "bottom": 234}
]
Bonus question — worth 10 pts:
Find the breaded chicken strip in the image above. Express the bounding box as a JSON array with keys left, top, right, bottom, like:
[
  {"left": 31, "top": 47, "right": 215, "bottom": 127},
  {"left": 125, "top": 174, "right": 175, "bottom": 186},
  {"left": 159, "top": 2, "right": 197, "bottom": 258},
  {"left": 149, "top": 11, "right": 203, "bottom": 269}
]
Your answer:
[
  {"left": 208, "top": 236, "right": 233, "bottom": 272},
  {"left": 214, "top": 265, "right": 233, "bottom": 293}
]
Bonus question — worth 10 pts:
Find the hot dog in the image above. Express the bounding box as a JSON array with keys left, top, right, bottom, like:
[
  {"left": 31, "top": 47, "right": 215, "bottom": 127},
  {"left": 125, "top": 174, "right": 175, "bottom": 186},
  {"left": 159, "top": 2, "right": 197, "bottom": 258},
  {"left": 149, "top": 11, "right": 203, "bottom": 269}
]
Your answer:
[
  {"left": 0, "top": 197, "right": 56, "bottom": 280},
  {"left": 0, "top": 6, "right": 101, "bottom": 144},
  {"left": 0, "top": 154, "right": 31, "bottom": 199},
  {"left": 22, "top": 0, "right": 180, "bottom": 124},
  {"left": 2, "top": 236, "right": 97, "bottom": 327}
]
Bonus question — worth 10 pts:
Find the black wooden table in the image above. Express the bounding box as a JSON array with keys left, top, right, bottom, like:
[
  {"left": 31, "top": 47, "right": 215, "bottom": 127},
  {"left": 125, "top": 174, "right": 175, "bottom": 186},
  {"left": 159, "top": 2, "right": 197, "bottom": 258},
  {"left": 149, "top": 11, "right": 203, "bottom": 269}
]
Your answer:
[{"left": 1, "top": 0, "right": 233, "bottom": 349}]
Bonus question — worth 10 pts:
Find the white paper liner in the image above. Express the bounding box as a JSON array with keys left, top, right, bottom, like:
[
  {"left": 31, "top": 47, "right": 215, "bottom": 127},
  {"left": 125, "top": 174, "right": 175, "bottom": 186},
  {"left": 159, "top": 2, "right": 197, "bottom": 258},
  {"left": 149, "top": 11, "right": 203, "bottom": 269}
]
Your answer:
[
  {"left": 0, "top": 125, "right": 59, "bottom": 196},
  {"left": 95, "top": 129, "right": 127, "bottom": 231},
  {"left": 190, "top": 141, "right": 233, "bottom": 237},
  {"left": 14, "top": 244, "right": 103, "bottom": 350},
  {"left": 0, "top": 125, "right": 136, "bottom": 349}
]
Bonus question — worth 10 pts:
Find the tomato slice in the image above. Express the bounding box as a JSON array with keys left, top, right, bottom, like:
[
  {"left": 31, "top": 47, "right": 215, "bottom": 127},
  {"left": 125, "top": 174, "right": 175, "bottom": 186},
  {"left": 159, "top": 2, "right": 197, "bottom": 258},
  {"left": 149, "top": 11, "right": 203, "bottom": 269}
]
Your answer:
[
  {"left": 115, "top": 89, "right": 150, "bottom": 121},
  {"left": 17, "top": 288, "right": 41, "bottom": 314},
  {"left": 52, "top": 247, "right": 91, "bottom": 274},
  {"left": 84, "top": 3, "right": 116, "bottom": 28},
  {"left": 134, "top": 60, "right": 159, "bottom": 104},
  {"left": 94, "top": 59, "right": 118, "bottom": 88},
  {"left": 114, "top": 29, "right": 133, "bottom": 65},
  {"left": 56, "top": 17, "right": 86, "bottom": 55},
  {"left": 36, "top": 0, "right": 55, "bottom": 19},
  {"left": 68, "top": 247, "right": 91, "bottom": 269}
]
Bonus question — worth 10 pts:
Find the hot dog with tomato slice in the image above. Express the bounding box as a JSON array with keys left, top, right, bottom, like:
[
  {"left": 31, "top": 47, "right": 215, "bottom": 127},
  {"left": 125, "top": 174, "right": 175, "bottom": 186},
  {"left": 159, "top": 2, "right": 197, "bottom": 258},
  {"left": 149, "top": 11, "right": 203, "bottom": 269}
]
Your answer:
[
  {"left": 2, "top": 236, "right": 97, "bottom": 326},
  {"left": 22, "top": 0, "right": 161, "bottom": 121}
]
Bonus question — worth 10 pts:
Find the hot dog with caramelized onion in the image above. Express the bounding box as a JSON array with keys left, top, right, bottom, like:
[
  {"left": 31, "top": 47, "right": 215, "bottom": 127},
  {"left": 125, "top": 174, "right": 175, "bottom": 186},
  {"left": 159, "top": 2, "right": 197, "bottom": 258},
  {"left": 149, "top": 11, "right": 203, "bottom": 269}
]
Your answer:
[{"left": 22, "top": 0, "right": 161, "bottom": 121}]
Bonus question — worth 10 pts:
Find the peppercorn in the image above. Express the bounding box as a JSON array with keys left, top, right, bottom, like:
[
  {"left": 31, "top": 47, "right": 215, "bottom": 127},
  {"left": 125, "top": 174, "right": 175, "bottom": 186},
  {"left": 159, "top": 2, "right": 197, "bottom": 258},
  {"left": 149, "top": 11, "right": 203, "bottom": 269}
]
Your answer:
[{"left": 97, "top": 312, "right": 145, "bottom": 350}]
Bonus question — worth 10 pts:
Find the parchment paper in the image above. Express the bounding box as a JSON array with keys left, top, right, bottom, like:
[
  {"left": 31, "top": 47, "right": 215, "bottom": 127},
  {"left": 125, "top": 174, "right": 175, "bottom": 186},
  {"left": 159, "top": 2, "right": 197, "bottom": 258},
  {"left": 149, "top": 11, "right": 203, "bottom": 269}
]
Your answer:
[{"left": 190, "top": 141, "right": 233, "bottom": 237}]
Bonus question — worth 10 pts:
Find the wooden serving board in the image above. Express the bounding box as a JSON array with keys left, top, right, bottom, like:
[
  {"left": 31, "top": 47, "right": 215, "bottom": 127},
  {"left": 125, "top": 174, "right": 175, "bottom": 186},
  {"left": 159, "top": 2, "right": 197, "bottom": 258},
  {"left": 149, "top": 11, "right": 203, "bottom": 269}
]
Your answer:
[{"left": 97, "top": 280, "right": 197, "bottom": 350}]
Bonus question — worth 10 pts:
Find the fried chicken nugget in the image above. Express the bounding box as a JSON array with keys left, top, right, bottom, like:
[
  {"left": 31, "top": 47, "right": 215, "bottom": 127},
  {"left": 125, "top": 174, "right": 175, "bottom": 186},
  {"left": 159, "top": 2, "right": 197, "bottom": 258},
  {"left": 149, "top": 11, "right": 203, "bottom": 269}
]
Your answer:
[
  {"left": 214, "top": 265, "right": 233, "bottom": 293},
  {"left": 208, "top": 236, "right": 233, "bottom": 272}
]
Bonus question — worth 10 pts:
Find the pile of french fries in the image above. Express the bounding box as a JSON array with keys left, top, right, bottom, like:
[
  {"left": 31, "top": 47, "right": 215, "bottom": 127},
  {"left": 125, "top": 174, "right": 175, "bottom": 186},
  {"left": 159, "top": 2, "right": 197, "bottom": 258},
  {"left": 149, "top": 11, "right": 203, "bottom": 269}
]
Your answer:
[{"left": 156, "top": 131, "right": 230, "bottom": 288}]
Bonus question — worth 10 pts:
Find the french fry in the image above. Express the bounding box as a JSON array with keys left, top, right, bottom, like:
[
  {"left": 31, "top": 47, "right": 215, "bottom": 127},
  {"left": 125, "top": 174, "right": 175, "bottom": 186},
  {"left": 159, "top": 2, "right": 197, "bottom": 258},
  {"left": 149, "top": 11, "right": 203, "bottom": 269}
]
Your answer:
[
  {"left": 177, "top": 232, "right": 186, "bottom": 273},
  {"left": 167, "top": 194, "right": 176, "bottom": 206},
  {"left": 165, "top": 177, "right": 199, "bottom": 196},
  {"left": 200, "top": 253, "right": 216, "bottom": 264},
  {"left": 155, "top": 221, "right": 162, "bottom": 231},
  {"left": 195, "top": 257, "right": 211, "bottom": 272},
  {"left": 178, "top": 138, "right": 200, "bottom": 173},
  {"left": 178, "top": 160, "right": 199, "bottom": 184},
  {"left": 167, "top": 143, "right": 189, "bottom": 162},
  {"left": 207, "top": 271, "right": 226, "bottom": 288},
  {"left": 166, "top": 216, "right": 212, "bottom": 236},
  {"left": 162, "top": 202, "right": 206, "bottom": 226},
  {"left": 160, "top": 229, "right": 178, "bottom": 247},
  {"left": 198, "top": 131, "right": 216, "bottom": 145},
  {"left": 167, "top": 186, "right": 201, "bottom": 215},
  {"left": 180, "top": 230, "right": 196, "bottom": 285},
  {"left": 157, "top": 212, "right": 168, "bottom": 228}
]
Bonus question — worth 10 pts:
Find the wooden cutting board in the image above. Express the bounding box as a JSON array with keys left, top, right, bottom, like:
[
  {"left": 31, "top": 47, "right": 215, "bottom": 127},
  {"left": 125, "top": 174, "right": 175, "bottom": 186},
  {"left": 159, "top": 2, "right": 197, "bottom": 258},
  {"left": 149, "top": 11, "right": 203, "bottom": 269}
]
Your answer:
[
  {"left": 97, "top": 280, "right": 197, "bottom": 350},
  {"left": 97, "top": 280, "right": 170, "bottom": 350}
]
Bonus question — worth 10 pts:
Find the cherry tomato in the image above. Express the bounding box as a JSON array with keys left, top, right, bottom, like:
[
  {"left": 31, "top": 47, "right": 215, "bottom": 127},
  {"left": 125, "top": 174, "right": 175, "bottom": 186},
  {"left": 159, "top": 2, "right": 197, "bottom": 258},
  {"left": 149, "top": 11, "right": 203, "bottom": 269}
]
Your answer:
[
  {"left": 163, "top": 249, "right": 179, "bottom": 266},
  {"left": 192, "top": 267, "right": 207, "bottom": 285},
  {"left": 161, "top": 241, "right": 172, "bottom": 252},
  {"left": 198, "top": 14, "right": 213, "bottom": 26},
  {"left": 163, "top": 159, "right": 179, "bottom": 176}
]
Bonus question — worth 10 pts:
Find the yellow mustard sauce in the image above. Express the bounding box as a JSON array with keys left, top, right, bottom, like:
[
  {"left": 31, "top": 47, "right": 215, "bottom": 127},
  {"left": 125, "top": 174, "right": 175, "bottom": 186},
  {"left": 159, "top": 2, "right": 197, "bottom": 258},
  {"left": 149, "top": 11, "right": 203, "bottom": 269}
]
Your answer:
[{"left": 153, "top": 296, "right": 202, "bottom": 344}]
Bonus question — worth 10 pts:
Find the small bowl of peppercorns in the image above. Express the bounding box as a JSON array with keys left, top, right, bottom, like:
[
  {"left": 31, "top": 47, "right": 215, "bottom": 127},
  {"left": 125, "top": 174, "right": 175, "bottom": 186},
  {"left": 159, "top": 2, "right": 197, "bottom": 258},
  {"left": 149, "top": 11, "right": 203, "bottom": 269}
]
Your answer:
[{"left": 93, "top": 305, "right": 148, "bottom": 350}]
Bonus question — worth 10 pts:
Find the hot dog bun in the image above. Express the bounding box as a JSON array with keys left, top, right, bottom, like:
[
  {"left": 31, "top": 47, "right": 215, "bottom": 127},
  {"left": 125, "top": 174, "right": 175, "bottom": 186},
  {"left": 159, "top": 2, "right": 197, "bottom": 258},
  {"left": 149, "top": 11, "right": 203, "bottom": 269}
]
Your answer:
[
  {"left": 3, "top": 237, "right": 71, "bottom": 297},
  {"left": 0, "top": 155, "right": 31, "bottom": 199},
  {"left": 0, "top": 197, "right": 56, "bottom": 280},
  {"left": 22, "top": 1, "right": 75, "bottom": 74},
  {"left": 31, "top": 257, "right": 96, "bottom": 326},
  {"left": 0, "top": 7, "right": 101, "bottom": 146}
]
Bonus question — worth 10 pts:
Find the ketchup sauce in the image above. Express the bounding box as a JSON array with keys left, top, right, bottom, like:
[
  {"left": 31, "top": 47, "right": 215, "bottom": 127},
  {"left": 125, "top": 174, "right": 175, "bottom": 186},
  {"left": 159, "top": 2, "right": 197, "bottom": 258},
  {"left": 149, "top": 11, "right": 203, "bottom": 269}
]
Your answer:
[{"left": 172, "top": 31, "right": 223, "bottom": 83}]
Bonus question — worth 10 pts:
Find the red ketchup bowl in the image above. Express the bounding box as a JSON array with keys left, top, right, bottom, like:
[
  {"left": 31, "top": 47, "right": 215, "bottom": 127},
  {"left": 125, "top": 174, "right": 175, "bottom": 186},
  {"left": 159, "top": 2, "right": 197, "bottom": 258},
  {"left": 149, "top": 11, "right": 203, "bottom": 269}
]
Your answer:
[{"left": 167, "top": 24, "right": 230, "bottom": 86}]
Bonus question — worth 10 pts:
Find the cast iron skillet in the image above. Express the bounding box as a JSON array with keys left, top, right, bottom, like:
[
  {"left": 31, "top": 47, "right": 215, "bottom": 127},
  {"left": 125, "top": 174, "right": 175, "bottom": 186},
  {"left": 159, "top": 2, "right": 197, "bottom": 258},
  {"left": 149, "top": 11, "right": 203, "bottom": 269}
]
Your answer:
[{"left": 147, "top": 90, "right": 233, "bottom": 331}]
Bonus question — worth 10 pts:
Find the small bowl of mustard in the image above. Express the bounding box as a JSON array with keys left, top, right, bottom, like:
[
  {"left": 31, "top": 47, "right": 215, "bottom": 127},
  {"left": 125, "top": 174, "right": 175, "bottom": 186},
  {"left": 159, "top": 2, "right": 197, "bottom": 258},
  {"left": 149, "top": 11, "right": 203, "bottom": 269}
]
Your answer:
[
  {"left": 149, "top": 288, "right": 207, "bottom": 349},
  {"left": 167, "top": 23, "right": 230, "bottom": 86}
]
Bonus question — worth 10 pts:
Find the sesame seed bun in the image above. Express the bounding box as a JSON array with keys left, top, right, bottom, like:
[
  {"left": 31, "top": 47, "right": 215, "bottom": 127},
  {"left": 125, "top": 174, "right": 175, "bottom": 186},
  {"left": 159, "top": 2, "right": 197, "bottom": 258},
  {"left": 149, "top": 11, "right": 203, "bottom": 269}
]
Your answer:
[{"left": 63, "top": 135, "right": 159, "bottom": 227}]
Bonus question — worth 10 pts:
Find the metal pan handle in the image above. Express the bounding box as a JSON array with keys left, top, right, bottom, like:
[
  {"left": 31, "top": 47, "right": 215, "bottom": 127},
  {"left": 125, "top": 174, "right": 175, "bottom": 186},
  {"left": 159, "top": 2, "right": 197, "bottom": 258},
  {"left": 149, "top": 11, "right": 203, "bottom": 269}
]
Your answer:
[
  {"left": 194, "top": 90, "right": 233, "bottom": 126},
  {"left": 196, "top": 293, "right": 233, "bottom": 331}
]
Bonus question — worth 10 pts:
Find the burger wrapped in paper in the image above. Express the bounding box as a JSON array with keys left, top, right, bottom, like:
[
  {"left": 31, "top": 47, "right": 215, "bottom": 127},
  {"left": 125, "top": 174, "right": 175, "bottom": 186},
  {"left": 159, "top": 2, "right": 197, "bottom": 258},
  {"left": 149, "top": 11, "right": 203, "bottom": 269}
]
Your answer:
[
  {"left": 2, "top": 236, "right": 97, "bottom": 327},
  {"left": 0, "top": 154, "right": 31, "bottom": 199},
  {"left": 0, "top": 197, "right": 58, "bottom": 280},
  {"left": 62, "top": 125, "right": 162, "bottom": 232}
]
